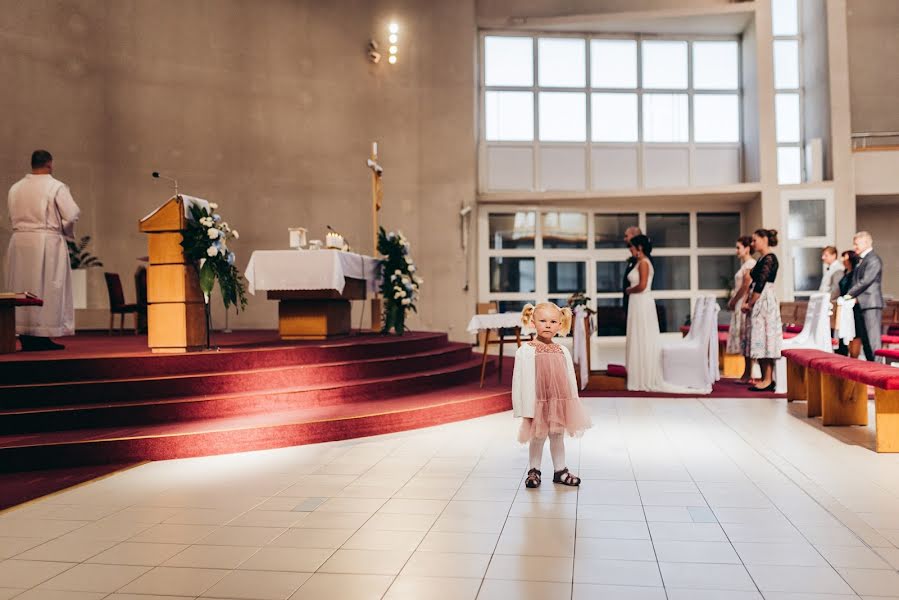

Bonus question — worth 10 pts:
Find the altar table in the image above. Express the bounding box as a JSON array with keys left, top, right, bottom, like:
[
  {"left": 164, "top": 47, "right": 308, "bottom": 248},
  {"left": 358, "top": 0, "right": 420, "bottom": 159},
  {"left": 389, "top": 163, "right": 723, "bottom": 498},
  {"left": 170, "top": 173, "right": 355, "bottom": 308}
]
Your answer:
[
  {"left": 467, "top": 312, "right": 527, "bottom": 387},
  {"left": 245, "top": 250, "right": 380, "bottom": 340},
  {"left": 0, "top": 293, "right": 44, "bottom": 353}
]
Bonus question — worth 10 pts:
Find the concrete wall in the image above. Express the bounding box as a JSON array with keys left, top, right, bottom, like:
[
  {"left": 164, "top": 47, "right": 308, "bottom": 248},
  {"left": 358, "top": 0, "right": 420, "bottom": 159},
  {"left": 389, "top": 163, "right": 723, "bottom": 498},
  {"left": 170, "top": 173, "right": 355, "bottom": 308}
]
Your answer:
[
  {"left": 846, "top": 0, "right": 899, "bottom": 133},
  {"left": 857, "top": 202, "right": 898, "bottom": 298},
  {"left": 0, "top": 0, "right": 478, "bottom": 338}
]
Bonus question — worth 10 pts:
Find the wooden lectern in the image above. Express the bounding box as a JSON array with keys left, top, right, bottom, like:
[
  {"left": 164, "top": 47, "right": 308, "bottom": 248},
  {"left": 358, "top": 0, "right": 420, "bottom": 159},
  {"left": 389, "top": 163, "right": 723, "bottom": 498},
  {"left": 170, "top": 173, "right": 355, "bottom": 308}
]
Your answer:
[{"left": 138, "top": 197, "right": 206, "bottom": 353}]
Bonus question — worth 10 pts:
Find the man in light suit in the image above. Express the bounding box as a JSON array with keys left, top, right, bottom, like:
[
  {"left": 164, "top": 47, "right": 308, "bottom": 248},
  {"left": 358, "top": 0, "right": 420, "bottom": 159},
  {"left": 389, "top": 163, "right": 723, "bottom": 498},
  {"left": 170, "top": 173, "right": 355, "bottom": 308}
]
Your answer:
[{"left": 845, "top": 231, "right": 884, "bottom": 361}]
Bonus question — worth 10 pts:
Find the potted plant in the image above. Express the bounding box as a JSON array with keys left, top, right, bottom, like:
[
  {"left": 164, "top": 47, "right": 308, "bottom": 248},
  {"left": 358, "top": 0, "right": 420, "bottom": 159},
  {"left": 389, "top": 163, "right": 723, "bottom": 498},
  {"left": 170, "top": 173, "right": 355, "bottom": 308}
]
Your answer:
[{"left": 67, "top": 235, "right": 103, "bottom": 309}]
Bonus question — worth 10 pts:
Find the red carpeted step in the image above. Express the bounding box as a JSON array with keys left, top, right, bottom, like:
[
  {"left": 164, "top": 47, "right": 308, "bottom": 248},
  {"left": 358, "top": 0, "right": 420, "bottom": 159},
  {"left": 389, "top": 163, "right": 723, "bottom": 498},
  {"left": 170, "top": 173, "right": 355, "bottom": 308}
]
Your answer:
[
  {"left": 0, "top": 385, "right": 513, "bottom": 471},
  {"left": 0, "top": 331, "right": 450, "bottom": 385},
  {"left": 0, "top": 355, "right": 496, "bottom": 434},
  {"left": 0, "top": 343, "right": 474, "bottom": 409}
]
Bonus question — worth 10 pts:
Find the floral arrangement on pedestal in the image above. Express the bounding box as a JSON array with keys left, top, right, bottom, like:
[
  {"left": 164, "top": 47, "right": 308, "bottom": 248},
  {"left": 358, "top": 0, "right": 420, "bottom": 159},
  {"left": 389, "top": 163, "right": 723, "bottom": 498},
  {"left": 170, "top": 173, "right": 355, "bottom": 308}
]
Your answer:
[
  {"left": 377, "top": 227, "right": 422, "bottom": 335},
  {"left": 181, "top": 202, "right": 248, "bottom": 320}
]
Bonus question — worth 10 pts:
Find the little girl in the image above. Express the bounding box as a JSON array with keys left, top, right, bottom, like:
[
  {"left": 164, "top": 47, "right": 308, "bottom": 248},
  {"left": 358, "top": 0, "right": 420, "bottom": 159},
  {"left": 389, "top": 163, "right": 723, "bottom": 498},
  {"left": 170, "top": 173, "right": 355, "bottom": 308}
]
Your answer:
[{"left": 512, "top": 302, "right": 592, "bottom": 489}]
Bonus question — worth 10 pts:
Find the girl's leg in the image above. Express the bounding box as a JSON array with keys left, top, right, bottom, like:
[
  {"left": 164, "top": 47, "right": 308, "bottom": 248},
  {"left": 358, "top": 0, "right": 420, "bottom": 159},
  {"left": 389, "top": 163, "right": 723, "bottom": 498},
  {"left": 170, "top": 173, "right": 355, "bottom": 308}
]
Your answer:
[
  {"left": 548, "top": 433, "right": 566, "bottom": 472},
  {"left": 529, "top": 436, "right": 546, "bottom": 470}
]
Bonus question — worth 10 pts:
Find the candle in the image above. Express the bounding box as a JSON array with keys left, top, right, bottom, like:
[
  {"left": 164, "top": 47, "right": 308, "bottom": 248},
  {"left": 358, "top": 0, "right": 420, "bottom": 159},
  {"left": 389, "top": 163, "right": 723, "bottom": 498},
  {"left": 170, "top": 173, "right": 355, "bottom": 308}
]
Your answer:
[{"left": 372, "top": 141, "right": 378, "bottom": 157}]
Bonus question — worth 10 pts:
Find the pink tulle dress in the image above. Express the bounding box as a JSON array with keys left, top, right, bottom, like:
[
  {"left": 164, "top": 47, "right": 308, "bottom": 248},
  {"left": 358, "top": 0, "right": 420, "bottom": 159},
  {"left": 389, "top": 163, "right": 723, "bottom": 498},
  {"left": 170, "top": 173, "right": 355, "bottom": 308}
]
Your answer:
[{"left": 518, "top": 341, "right": 592, "bottom": 443}]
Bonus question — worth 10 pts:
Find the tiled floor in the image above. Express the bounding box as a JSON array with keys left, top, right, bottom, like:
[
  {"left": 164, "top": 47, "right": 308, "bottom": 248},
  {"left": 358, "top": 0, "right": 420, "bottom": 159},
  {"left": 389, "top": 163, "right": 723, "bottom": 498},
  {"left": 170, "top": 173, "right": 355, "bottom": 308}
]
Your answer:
[{"left": 2, "top": 395, "right": 899, "bottom": 600}]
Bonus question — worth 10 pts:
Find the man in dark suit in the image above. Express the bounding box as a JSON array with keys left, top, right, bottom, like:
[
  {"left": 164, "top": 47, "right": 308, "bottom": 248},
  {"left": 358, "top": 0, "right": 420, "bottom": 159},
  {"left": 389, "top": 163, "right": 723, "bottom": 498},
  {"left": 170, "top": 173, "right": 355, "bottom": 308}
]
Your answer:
[
  {"left": 845, "top": 231, "right": 884, "bottom": 361},
  {"left": 622, "top": 226, "right": 642, "bottom": 313}
]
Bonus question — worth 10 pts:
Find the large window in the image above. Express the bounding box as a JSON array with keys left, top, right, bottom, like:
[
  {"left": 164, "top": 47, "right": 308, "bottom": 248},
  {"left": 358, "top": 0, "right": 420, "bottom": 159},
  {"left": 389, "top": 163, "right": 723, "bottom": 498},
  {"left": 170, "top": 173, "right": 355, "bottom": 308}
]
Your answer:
[
  {"left": 780, "top": 189, "right": 834, "bottom": 299},
  {"left": 481, "top": 34, "right": 742, "bottom": 193},
  {"left": 480, "top": 208, "right": 741, "bottom": 334},
  {"left": 772, "top": 0, "right": 803, "bottom": 184}
]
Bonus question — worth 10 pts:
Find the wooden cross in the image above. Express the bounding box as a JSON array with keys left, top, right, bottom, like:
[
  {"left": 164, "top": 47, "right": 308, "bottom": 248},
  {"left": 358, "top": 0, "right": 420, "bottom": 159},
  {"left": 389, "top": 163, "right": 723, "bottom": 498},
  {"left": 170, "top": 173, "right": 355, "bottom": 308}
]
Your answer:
[{"left": 367, "top": 142, "right": 384, "bottom": 255}]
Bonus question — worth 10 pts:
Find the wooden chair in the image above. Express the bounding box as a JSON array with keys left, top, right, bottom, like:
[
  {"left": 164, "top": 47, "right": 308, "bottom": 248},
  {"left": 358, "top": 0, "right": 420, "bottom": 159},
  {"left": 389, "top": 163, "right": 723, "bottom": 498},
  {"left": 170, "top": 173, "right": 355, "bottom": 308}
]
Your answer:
[{"left": 104, "top": 272, "right": 139, "bottom": 335}]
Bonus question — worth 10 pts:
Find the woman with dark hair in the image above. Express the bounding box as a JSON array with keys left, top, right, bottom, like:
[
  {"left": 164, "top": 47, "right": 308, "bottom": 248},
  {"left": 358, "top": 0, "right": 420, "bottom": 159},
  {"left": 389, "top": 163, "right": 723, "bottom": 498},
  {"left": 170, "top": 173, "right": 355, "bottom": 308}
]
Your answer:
[
  {"left": 742, "top": 229, "right": 782, "bottom": 391},
  {"left": 835, "top": 250, "right": 861, "bottom": 357},
  {"left": 726, "top": 236, "right": 757, "bottom": 383},
  {"left": 624, "top": 235, "right": 704, "bottom": 393}
]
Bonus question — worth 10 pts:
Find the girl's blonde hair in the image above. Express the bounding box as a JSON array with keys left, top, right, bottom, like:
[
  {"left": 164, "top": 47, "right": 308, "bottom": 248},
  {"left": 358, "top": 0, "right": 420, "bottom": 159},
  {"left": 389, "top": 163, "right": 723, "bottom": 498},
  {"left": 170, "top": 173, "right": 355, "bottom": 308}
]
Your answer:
[{"left": 520, "top": 302, "right": 573, "bottom": 336}]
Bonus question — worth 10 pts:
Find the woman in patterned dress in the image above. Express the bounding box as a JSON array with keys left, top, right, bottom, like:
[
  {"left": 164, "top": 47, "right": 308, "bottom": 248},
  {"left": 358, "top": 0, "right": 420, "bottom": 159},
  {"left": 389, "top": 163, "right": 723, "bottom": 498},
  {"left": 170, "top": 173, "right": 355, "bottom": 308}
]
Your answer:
[
  {"left": 742, "top": 229, "right": 782, "bottom": 392},
  {"left": 726, "top": 236, "right": 757, "bottom": 383}
]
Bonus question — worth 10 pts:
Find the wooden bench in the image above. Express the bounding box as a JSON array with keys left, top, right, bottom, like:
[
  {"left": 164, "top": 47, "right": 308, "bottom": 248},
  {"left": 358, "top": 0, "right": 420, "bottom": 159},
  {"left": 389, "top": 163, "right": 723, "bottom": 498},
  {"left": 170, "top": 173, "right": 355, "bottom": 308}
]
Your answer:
[
  {"left": 782, "top": 348, "right": 836, "bottom": 417},
  {"left": 876, "top": 348, "right": 899, "bottom": 365},
  {"left": 783, "top": 348, "right": 899, "bottom": 452}
]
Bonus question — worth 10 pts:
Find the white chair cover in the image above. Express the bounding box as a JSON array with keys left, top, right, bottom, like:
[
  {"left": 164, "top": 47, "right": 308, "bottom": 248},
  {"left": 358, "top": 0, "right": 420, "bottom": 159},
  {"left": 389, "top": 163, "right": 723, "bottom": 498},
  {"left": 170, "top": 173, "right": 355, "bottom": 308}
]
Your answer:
[
  {"left": 661, "top": 296, "right": 720, "bottom": 393},
  {"left": 572, "top": 305, "right": 590, "bottom": 390},
  {"left": 774, "top": 293, "right": 832, "bottom": 392}
]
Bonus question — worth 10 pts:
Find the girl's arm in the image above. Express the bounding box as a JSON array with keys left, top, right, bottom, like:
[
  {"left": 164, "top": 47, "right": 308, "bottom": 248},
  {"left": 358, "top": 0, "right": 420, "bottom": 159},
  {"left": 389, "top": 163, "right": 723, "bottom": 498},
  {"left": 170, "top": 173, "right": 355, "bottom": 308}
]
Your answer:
[{"left": 625, "top": 260, "right": 649, "bottom": 295}]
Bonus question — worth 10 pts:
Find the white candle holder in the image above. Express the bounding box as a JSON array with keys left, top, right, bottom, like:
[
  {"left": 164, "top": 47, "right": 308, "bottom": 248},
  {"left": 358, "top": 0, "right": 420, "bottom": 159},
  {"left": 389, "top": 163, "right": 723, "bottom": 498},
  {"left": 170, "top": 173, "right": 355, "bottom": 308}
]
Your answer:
[{"left": 288, "top": 227, "right": 308, "bottom": 249}]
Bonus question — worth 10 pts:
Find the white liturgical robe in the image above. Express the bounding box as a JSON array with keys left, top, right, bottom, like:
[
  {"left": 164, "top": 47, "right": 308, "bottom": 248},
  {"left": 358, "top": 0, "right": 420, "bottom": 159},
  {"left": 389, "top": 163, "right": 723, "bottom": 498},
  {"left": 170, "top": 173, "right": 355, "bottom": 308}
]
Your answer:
[{"left": 6, "top": 174, "right": 80, "bottom": 336}]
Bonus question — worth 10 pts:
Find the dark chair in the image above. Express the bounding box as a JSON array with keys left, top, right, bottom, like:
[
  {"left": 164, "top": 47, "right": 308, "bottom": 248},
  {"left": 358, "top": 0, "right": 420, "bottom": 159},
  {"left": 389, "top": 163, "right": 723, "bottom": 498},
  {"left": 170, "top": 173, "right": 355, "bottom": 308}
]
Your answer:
[
  {"left": 134, "top": 266, "right": 148, "bottom": 334},
  {"left": 104, "top": 272, "right": 139, "bottom": 335}
]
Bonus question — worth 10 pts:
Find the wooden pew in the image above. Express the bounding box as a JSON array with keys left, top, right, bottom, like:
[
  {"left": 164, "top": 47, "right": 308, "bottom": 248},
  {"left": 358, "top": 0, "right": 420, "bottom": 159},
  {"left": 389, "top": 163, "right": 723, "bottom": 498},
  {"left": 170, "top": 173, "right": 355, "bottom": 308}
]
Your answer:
[{"left": 784, "top": 348, "right": 899, "bottom": 452}]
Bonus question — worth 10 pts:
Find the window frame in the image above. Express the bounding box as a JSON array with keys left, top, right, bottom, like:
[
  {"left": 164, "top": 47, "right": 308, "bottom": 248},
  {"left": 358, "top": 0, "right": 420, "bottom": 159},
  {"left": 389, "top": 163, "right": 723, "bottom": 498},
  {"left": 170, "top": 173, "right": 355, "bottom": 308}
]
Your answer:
[
  {"left": 478, "top": 31, "right": 743, "bottom": 194},
  {"left": 772, "top": 0, "right": 805, "bottom": 185},
  {"left": 779, "top": 188, "right": 835, "bottom": 300},
  {"left": 478, "top": 205, "right": 743, "bottom": 335}
]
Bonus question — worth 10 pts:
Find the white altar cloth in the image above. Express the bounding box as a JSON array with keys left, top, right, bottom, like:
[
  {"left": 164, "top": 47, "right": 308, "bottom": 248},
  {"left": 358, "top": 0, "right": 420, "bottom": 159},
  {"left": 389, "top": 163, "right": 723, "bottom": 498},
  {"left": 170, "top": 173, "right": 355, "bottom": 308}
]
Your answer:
[
  {"left": 466, "top": 312, "right": 525, "bottom": 333},
  {"left": 244, "top": 250, "right": 380, "bottom": 295}
]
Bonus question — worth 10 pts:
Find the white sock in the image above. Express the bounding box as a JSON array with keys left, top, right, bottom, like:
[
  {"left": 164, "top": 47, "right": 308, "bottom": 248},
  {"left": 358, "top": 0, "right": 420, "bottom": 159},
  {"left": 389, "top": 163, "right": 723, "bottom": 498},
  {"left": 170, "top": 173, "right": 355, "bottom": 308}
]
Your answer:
[
  {"left": 549, "top": 433, "right": 566, "bottom": 472},
  {"left": 529, "top": 437, "right": 546, "bottom": 470}
]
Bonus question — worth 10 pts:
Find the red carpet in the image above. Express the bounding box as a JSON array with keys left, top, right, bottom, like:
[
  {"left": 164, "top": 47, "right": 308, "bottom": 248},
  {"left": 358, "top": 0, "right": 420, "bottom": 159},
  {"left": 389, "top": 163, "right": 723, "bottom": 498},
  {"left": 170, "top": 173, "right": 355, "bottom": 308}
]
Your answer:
[
  {"left": 581, "top": 377, "right": 786, "bottom": 399},
  {"left": 0, "top": 463, "right": 138, "bottom": 512},
  {"left": 0, "top": 330, "right": 511, "bottom": 479}
]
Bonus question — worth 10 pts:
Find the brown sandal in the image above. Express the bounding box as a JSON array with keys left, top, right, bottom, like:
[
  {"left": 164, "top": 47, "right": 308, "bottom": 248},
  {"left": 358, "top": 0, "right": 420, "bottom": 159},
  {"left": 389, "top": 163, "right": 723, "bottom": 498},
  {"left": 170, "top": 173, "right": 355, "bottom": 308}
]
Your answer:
[
  {"left": 553, "top": 468, "right": 581, "bottom": 487},
  {"left": 525, "top": 468, "right": 541, "bottom": 488}
]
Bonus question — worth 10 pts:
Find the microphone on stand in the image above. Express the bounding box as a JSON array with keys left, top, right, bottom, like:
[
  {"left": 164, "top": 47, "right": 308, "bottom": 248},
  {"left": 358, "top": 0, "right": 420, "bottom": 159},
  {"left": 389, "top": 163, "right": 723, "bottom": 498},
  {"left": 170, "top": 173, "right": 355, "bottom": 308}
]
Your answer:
[{"left": 151, "top": 171, "right": 179, "bottom": 196}]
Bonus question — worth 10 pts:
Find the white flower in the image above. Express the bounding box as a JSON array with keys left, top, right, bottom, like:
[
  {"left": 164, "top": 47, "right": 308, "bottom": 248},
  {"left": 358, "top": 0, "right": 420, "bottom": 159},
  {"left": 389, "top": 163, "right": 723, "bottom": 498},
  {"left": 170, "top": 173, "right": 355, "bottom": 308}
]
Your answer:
[
  {"left": 199, "top": 217, "right": 213, "bottom": 227},
  {"left": 206, "top": 245, "right": 218, "bottom": 257},
  {"left": 413, "top": 276, "right": 423, "bottom": 284},
  {"left": 394, "top": 269, "right": 402, "bottom": 275},
  {"left": 207, "top": 228, "right": 220, "bottom": 239},
  {"left": 404, "top": 256, "right": 412, "bottom": 264},
  {"left": 401, "top": 298, "right": 411, "bottom": 305},
  {"left": 408, "top": 265, "right": 416, "bottom": 273},
  {"left": 209, "top": 202, "right": 219, "bottom": 210},
  {"left": 232, "top": 230, "right": 239, "bottom": 239}
]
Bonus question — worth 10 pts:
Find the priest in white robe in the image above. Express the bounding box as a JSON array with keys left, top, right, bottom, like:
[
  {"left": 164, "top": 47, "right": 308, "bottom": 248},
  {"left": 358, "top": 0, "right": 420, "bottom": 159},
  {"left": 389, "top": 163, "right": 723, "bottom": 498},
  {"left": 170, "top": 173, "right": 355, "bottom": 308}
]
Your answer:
[{"left": 5, "top": 150, "right": 80, "bottom": 350}]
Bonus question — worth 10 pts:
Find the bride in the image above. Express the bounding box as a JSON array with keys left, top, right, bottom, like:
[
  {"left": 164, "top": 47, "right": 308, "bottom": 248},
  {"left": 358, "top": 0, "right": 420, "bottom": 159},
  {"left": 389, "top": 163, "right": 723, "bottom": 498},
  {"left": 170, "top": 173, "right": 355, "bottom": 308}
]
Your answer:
[{"left": 625, "top": 235, "right": 704, "bottom": 393}]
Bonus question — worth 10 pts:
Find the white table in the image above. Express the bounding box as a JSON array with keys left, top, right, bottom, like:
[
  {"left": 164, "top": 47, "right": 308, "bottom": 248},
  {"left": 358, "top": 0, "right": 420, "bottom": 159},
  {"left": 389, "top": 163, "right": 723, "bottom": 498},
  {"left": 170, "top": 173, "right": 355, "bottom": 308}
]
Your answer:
[
  {"left": 245, "top": 250, "right": 380, "bottom": 339},
  {"left": 467, "top": 312, "right": 530, "bottom": 387}
]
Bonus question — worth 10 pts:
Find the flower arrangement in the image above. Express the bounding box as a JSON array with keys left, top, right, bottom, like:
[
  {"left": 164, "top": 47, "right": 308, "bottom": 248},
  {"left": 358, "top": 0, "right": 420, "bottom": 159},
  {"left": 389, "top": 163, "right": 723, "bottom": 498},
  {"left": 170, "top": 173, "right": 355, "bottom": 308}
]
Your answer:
[
  {"left": 377, "top": 227, "right": 422, "bottom": 335},
  {"left": 180, "top": 202, "right": 248, "bottom": 313},
  {"left": 67, "top": 235, "right": 103, "bottom": 269}
]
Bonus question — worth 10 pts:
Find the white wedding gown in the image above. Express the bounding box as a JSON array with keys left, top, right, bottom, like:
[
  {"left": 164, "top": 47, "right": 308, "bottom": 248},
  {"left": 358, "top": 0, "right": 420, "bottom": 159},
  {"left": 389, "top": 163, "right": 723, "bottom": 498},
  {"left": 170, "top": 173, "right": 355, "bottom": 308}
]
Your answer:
[{"left": 625, "top": 259, "right": 703, "bottom": 393}]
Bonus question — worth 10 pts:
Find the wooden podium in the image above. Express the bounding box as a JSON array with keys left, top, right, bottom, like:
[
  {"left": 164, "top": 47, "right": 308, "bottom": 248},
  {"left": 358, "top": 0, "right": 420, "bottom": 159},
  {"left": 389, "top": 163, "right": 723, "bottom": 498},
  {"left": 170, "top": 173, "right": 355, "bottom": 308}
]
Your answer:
[{"left": 138, "top": 197, "right": 206, "bottom": 353}]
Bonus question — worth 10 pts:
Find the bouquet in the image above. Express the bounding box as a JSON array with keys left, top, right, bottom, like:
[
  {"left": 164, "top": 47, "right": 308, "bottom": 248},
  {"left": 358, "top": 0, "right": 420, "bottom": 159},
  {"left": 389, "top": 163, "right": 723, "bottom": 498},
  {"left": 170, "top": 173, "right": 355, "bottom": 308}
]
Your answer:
[
  {"left": 377, "top": 227, "right": 422, "bottom": 335},
  {"left": 181, "top": 202, "right": 248, "bottom": 312}
]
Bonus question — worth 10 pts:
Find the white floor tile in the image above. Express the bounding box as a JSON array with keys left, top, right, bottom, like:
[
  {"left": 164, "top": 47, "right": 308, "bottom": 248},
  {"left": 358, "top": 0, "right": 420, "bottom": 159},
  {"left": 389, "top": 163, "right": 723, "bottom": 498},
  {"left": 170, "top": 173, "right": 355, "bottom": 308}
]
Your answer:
[{"left": 659, "top": 562, "right": 756, "bottom": 591}]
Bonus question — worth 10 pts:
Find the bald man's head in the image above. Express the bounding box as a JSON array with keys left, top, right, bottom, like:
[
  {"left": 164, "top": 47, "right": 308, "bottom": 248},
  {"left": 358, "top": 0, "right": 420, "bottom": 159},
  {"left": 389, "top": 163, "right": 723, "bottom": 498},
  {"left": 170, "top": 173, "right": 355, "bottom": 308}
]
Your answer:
[{"left": 624, "top": 226, "right": 642, "bottom": 243}]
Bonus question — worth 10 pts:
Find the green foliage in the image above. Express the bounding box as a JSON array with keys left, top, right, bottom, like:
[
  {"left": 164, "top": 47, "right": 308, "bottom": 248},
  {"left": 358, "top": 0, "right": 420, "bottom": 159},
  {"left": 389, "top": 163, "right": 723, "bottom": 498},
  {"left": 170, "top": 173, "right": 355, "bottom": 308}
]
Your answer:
[
  {"left": 67, "top": 236, "right": 103, "bottom": 269},
  {"left": 377, "top": 227, "right": 422, "bottom": 335},
  {"left": 180, "top": 203, "right": 248, "bottom": 312}
]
